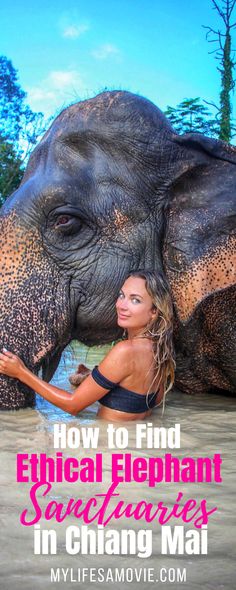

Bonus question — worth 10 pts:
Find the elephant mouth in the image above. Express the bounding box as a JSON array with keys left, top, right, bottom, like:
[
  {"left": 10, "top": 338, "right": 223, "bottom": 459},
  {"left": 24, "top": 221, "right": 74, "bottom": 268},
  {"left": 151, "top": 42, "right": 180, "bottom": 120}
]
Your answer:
[
  {"left": 41, "top": 346, "right": 66, "bottom": 382},
  {"left": 73, "top": 325, "right": 122, "bottom": 347}
]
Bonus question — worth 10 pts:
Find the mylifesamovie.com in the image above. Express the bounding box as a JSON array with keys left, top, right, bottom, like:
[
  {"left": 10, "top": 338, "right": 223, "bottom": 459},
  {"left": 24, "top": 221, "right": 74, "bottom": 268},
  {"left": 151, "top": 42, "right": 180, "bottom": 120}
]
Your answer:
[{"left": 16, "top": 423, "right": 222, "bottom": 558}]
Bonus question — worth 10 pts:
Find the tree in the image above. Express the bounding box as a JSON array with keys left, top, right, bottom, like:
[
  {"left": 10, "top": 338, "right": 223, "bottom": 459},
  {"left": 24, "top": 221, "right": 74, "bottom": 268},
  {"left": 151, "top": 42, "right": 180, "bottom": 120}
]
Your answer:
[
  {"left": 0, "top": 56, "right": 46, "bottom": 204},
  {"left": 165, "top": 97, "right": 219, "bottom": 136},
  {"left": 204, "top": 0, "right": 236, "bottom": 142},
  {"left": 0, "top": 135, "right": 23, "bottom": 206}
]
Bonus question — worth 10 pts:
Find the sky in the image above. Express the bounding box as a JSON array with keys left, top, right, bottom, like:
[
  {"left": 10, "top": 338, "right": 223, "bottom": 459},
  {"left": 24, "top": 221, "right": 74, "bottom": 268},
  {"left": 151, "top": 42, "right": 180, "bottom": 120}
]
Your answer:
[{"left": 0, "top": 0, "right": 235, "bottom": 121}]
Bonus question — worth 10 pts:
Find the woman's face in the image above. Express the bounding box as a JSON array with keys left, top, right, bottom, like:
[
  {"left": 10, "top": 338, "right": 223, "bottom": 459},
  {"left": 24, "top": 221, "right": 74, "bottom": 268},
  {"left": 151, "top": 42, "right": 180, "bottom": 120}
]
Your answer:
[{"left": 116, "top": 276, "right": 157, "bottom": 332}]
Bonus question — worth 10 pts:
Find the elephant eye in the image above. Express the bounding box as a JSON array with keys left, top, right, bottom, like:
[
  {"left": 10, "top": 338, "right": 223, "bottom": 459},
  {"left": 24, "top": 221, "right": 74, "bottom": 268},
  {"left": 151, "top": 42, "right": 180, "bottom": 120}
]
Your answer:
[
  {"left": 53, "top": 214, "right": 82, "bottom": 235},
  {"left": 47, "top": 207, "right": 85, "bottom": 236},
  {"left": 55, "top": 215, "right": 72, "bottom": 227}
]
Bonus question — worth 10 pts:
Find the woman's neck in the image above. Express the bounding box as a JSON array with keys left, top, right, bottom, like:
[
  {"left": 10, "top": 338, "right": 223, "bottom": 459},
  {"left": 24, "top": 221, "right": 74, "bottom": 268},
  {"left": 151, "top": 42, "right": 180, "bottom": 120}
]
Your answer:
[{"left": 127, "top": 328, "right": 149, "bottom": 340}]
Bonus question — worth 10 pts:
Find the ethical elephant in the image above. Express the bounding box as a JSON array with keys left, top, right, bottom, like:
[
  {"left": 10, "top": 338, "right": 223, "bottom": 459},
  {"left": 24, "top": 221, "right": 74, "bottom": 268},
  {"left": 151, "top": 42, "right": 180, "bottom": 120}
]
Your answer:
[{"left": 0, "top": 90, "right": 235, "bottom": 409}]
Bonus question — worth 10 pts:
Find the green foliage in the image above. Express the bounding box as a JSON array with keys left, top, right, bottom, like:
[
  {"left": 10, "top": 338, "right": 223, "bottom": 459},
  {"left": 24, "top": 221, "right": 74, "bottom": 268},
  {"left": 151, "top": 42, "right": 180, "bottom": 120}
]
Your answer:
[
  {"left": 204, "top": 0, "right": 236, "bottom": 143},
  {"left": 0, "top": 57, "right": 26, "bottom": 142},
  {"left": 219, "top": 29, "right": 235, "bottom": 141},
  {"left": 0, "top": 56, "right": 47, "bottom": 205},
  {"left": 0, "top": 135, "right": 23, "bottom": 206},
  {"left": 165, "top": 98, "right": 219, "bottom": 137}
]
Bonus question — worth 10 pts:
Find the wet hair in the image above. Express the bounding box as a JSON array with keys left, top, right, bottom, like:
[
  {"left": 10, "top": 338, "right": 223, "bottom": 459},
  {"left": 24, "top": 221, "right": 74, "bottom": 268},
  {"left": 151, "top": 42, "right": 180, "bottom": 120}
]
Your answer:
[{"left": 127, "top": 270, "right": 175, "bottom": 410}]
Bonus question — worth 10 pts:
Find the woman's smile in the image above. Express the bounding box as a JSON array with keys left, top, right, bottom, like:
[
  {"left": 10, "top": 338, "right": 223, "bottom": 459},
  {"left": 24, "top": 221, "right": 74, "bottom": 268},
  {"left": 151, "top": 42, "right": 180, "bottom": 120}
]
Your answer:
[{"left": 117, "top": 313, "right": 130, "bottom": 319}]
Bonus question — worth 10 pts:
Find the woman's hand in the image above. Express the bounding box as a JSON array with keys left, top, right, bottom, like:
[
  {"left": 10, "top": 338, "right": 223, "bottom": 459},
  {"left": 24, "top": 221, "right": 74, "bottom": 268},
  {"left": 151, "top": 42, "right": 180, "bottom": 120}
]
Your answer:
[{"left": 0, "top": 350, "right": 26, "bottom": 379}]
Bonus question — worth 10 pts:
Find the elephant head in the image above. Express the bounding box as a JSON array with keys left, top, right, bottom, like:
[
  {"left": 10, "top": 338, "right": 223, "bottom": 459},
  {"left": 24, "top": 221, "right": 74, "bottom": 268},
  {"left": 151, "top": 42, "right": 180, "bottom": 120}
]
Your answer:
[{"left": 0, "top": 90, "right": 235, "bottom": 409}]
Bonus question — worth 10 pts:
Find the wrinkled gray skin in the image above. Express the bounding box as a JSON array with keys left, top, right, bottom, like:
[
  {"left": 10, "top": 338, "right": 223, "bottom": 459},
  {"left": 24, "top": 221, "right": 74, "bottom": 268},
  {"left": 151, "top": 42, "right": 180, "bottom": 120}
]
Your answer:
[{"left": 0, "top": 90, "right": 235, "bottom": 409}]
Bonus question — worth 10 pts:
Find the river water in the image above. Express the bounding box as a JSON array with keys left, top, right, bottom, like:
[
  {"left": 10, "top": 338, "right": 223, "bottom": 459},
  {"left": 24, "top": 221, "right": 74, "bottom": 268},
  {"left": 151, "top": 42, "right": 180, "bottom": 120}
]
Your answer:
[{"left": 0, "top": 342, "right": 235, "bottom": 590}]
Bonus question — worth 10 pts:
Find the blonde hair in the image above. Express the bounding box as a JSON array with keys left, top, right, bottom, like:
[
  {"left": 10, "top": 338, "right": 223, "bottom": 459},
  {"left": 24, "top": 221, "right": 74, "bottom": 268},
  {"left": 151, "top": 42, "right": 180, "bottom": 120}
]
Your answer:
[{"left": 129, "top": 270, "right": 175, "bottom": 411}]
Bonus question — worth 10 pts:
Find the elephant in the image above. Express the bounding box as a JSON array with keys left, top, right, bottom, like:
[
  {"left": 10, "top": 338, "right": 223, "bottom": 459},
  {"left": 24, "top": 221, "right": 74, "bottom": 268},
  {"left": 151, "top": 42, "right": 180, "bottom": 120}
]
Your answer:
[{"left": 0, "top": 90, "right": 235, "bottom": 410}]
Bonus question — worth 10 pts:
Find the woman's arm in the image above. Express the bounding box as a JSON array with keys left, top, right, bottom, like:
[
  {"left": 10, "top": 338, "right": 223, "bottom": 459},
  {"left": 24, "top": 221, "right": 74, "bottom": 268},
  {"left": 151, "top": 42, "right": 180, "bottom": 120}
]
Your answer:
[{"left": 0, "top": 343, "right": 132, "bottom": 415}]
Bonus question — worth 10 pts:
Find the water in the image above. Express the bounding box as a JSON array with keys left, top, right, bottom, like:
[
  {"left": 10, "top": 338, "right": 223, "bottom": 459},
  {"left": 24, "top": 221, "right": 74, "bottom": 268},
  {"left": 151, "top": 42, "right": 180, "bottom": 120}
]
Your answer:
[{"left": 0, "top": 342, "right": 235, "bottom": 589}]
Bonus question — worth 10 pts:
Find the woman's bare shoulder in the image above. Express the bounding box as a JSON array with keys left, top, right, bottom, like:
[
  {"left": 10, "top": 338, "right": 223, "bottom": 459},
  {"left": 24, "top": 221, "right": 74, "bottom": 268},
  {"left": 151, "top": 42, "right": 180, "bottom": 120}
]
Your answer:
[
  {"left": 112, "top": 339, "right": 134, "bottom": 354},
  {"left": 102, "top": 340, "right": 134, "bottom": 365},
  {"left": 98, "top": 341, "right": 133, "bottom": 382}
]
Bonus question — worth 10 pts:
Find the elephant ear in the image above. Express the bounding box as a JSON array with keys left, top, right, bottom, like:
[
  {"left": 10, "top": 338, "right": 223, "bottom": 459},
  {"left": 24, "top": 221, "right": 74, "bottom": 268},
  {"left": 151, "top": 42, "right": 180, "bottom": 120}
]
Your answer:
[
  {"left": 163, "top": 132, "right": 236, "bottom": 324},
  {"left": 163, "top": 133, "right": 236, "bottom": 394},
  {"left": 174, "top": 132, "right": 236, "bottom": 165}
]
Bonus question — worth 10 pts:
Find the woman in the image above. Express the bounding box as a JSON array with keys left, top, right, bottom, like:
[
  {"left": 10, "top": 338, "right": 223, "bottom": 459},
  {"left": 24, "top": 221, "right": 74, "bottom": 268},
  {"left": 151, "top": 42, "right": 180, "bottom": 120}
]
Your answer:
[{"left": 0, "top": 271, "right": 175, "bottom": 421}]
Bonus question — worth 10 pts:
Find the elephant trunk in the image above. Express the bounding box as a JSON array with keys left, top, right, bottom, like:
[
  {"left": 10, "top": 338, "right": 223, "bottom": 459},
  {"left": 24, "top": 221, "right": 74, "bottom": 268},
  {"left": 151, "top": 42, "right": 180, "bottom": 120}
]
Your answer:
[{"left": 0, "top": 211, "right": 72, "bottom": 410}]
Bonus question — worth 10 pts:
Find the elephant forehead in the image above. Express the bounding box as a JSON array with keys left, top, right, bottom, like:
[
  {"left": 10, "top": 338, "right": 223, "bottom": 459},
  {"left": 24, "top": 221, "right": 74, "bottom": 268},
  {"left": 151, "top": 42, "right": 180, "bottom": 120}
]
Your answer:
[
  {"left": 51, "top": 90, "right": 172, "bottom": 135},
  {"left": 30, "top": 92, "right": 171, "bottom": 185}
]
